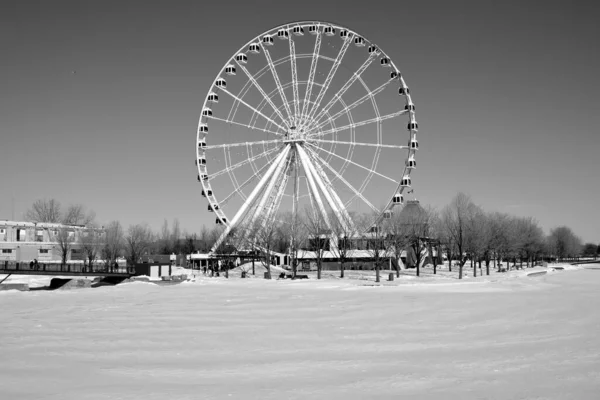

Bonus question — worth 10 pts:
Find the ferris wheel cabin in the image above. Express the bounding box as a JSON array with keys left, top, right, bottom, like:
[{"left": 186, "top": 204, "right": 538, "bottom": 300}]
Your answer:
[
  {"left": 292, "top": 26, "right": 304, "bottom": 35},
  {"left": 202, "top": 108, "right": 212, "bottom": 117},
  {"left": 277, "top": 29, "right": 289, "bottom": 39},
  {"left": 409, "top": 138, "right": 419, "bottom": 150},
  {"left": 248, "top": 43, "right": 260, "bottom": 53},
  {"left": 408, "top": 122, "right": 419, "bottom": 131},
  {"left": 324, "top": 26, "right": 335, "bottom": 36},
  {"left": 390, "top": 70, "right": 401, "bottom": 80},
  {"left": 215, "top": 78, "right": 226, "bottom": 88},
  {"left": 308, "top": 25, "right": 319, "bottom": 34},
  {"left": 368, "top": 45, "right": 378, "bottom": 54},
  {"left": 236, "top": 53, "right": 248, "bottom": 63},
  {"left": 225, "top": 65, "right": 236, "bottom": 75},
  {"left": 393, "top": 193, "right": 404, "bottom": 205},
  {"left": 354, "top": 36, "right": 365, "bottom": 46},
  {"left": 406, "top": 156, "right": 416, "bottom": 169},
  {"left": 262, "top": 35, "right": 274, "bottom": 45},
  {"left": 399, "top": 87, "right": 410, "bottom": 96},
  {"left": 401, "top": 176, "right": 412, "bottom": 187},
  {"left": 207, "top": 92, "right": 219, "bottom": 103},
  {"left": 198, "top": 124, "right": 208, "bottom": 134},
  {"left": 201, "top": 189, "right": 212, "bottom": 197},
  {"left": 405, "top": 103, "right": 415, "bottom": 111}
]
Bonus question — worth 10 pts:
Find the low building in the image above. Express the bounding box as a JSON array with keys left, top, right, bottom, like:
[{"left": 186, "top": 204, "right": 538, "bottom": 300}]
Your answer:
[{"left": 0, "top": 220, "right": 104, "bottom": 264}]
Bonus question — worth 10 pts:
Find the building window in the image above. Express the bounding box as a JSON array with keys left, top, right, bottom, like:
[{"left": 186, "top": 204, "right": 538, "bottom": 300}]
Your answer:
[
  {"left": 71, "top": 249, "right": 80, "bottom": 254},
  {"left": 36, "top": 230, "right": 44, "bottom": 242},
  {"left": 2, "top": 249, "right": 12, "bottom": 254},
  {"left": 39, "top": 249, "right": 49, "bottom": 254},
  {"left": 17, "top": 229, "right": 26, "bottom": 242},
  {"left": 0, "top": 228, "right": 6, "bottom": 235}
]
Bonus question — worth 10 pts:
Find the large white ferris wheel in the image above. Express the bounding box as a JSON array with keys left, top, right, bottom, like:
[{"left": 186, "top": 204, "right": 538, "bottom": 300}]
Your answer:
[{"left": 196, "top": 21, "right": 419, "bottom": 253}]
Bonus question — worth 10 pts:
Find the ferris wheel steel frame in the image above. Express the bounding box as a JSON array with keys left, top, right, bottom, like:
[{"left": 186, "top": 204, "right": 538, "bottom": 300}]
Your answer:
[{"left": 195, "top": 21, "right": 419, "bottom": 254}]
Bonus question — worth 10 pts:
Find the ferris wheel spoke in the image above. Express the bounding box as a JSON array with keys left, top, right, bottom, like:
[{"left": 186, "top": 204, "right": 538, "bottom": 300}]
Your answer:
[
  {"left": 296, "top": 144, "right": 332, "bottom": 228},
  {"left": 261, "top": 45, "right": 294, "bottom": 124},
  {"left": 252, "top": 152, "right": 293, "bottom": 232},
  {"left": 211, "top": 145, "right": 292, "bottom": 252},
  {"left": 247, "top": 145, "right": 292, "bottom": 229},
  {"left": 304, "top": 145, "right": 380, "bottom": 214},
  {"left": 207, "top": 115, "right": 283, "bottom": 136},
  {"left": 220, "top": 160, "right": 273, "bottom": 205},
  {"left": 204, "top": 138, "right": 284, "bottom": 150},
  {"left": 234, "top": 60, "right": 291, "bottom": 129},
  {"left": 289, "top": 38, "right": 300, "bottom": 126},
  {"left": 211, "top": 146, "right": 281, "bottom": 179},
  {"left": 308, "top": 109, "right": 408, "bottom": 139},
  {"left": 305, "top": 142, "right": 398, "bottom": 184},
  {"left": 304, "top": 34, "right": 353, "bottom": 126},
  {"left": 305, "top": 51, "right": 378, "bottom": 132},
  {"left": 219, "top": 87, "right": 289, "bottom": 133},
  {"left": 307, "top": 138, "right": 409, "bottom": 150},
  {"left": 309, "top": 80, "right": 392, "bottom": 134},
  {"left": 302, "top": 146, "right": 354, "bottom": 232},
  {"left": 301, "top": 31, "right": 322, "bottom": 126}
]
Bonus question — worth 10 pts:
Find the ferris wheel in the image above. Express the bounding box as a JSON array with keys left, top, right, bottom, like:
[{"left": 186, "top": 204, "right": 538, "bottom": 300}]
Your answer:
[{"left": 196, "top": 21, "right": 419, "bottom": 252}]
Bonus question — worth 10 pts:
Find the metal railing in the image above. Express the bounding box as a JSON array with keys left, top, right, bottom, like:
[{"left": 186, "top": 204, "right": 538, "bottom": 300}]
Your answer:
[{"left": 0, "top": 261, "right": 133, "bottom": 275}]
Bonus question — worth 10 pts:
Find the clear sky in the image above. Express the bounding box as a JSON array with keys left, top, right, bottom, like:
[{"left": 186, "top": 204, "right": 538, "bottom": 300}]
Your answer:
[{"left": 1, "top": 0, "right": 598, "bottom": 242}]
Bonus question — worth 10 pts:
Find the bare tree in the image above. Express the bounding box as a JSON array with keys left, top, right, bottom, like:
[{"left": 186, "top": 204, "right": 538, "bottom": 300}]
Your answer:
[
  {"left": 548, "top": 226, "right": 582, "bottom": 261},
  {"left": 183, "top": 233, "right": 197, "bottom": 260},
  {"left": 102, "top": 221, "right": 124, "bottom": 268},
  {"left": 463, "top": 204, "right": 486, "bottom": 277},
  {"left": 55, "top": 226, "right": 76, "bottom": 268},
  {"left": 278, "top": 211, "right": 308, "bottom": 278},
  {"left": 80, "top": 225, "right": 102, "bottom": 271},
  {"left": 328, "top": 211, "right": 356, "bottom": 279},
  {"left": 582, "top": 243, "right": 598, "bottom": 259},
  {"left": 158, "top": 219, "right": 172, "bottom": 254},
  {"left": 124, "top": 224, "right": 154, "bottom": 266},
  {"left": 401, "top": 203, "right": 437, "bottom": 277},
  {"left": 303, "top": 207, "right": 333, "bottom": 280},
  {"left": 199, "top": 226, "right": 211, "bottom": 253},
  {"left": 171, "top": 218, "right": 182, "bottom": 255},
  {"left": 441, "top": 193, "right": 477, "bottom": 279},
  {"left": 252, "top": 219, "right": 279, "bottom": 279},
  {"left": 362, "top": 221, "right": 388, "bottom": 283},
  {"left": 384, "top": 211, "right": 410, "bottom": 277},
  {"left": 25, "top": 199, "right": 62, "bottom": 222},
  {"left": 25, "top": 199, "right": 95, "bottom": 226},
  {"left": 63, "top": 204, "right": 95, "bottom": 226}
]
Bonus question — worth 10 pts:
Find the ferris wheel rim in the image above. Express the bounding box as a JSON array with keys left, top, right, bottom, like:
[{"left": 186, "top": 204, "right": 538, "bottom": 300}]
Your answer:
[{"left": 196, "top": 20, "right": 418, "bottom": 239}]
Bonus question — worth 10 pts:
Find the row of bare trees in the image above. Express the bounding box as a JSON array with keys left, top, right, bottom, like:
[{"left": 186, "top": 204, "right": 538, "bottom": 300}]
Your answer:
[{"left": 23, "top": 196, "right": 596, "bottom": 272}]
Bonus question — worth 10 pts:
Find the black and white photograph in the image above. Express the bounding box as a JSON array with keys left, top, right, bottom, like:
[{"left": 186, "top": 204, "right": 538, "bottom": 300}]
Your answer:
[{"left": 1, "top": 1, "right": 599, "bottom": 398}]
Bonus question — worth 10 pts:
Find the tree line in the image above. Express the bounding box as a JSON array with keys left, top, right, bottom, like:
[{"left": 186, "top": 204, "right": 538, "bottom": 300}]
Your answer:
[{"left": 22, "top": 195, "right": 599, "bottom": 275}]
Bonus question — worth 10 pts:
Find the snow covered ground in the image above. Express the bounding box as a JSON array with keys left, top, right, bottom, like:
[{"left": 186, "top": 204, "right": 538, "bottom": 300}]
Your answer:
[{"left": 1, "top": 265, "right": 599, "bottom": 399}]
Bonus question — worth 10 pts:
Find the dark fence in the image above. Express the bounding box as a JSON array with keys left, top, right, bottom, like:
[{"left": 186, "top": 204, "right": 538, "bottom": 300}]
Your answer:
[{"left": 1, "top": 261, "right": 133, "bottom": 275}]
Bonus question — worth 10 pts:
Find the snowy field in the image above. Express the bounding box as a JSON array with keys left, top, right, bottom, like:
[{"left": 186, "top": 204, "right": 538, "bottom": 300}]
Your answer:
[{"left": 1, "top": 266, "right": 600, "bottom": 399}]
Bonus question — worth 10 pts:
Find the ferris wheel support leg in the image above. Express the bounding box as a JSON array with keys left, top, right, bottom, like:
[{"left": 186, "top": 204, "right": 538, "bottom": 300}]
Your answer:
[
  {"left": 296, "top": 144, "right": 349, "bottom": 233},
  {"left": 247, "top": 147, "right": 292, "bottom": 229},
  {"left": 296, "top": 144, "right": 332, "bottom": 229},
  {"left": 304, "top": 146, "right": 355, "bottom": 232},
  {"left": 210, "top": 145, "right": 291, "bottom": 253}
]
